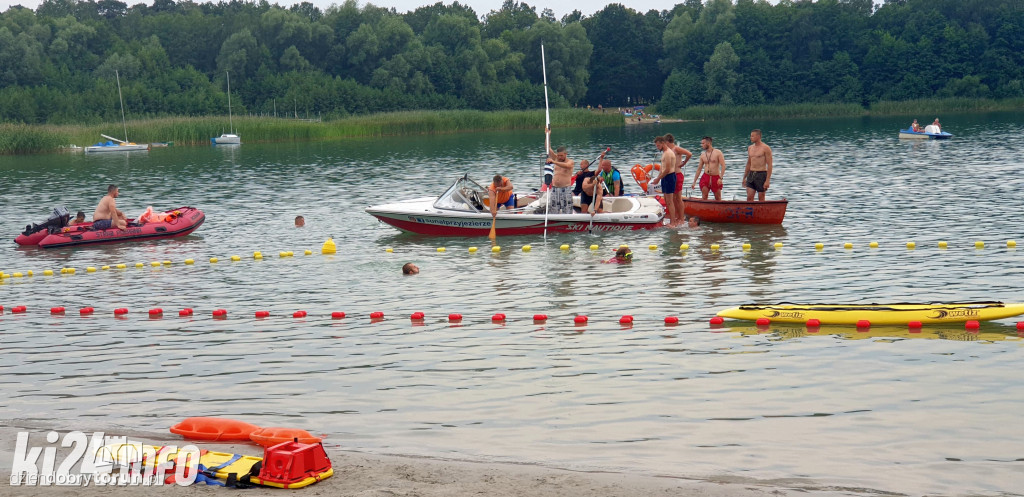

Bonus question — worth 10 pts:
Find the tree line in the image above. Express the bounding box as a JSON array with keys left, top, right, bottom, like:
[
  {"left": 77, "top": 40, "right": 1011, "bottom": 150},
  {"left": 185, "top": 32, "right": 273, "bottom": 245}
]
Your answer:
[{"left": 0, "top": 0, "right": 1021, "bottom": 124}]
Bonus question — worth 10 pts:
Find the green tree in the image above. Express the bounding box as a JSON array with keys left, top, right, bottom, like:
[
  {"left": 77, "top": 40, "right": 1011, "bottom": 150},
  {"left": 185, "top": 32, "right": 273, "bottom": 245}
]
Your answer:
[{"left": 703, "top": 41, "right": 739, "bottom": 104}]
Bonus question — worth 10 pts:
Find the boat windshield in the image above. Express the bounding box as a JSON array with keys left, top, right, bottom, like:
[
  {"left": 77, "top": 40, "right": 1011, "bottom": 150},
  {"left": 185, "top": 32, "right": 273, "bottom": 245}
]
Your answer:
[{"left": 434, "top": 175, "right": 488, "bottom": 211}]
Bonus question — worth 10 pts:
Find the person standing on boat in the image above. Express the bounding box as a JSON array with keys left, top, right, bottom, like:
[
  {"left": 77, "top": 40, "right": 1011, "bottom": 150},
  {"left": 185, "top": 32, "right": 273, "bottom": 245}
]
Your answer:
[
  {"left": 692, "top": 136, "right": 725, "bottom": 201},
  {"left": 92, "top": 184, "right": 126, "bottom": 230},
  {"left": 743, "top": 129, "right": 773, "bottom": 201},
  {"left": 665, "top": 133, "right": 691, "bottom": 221},
  {"left": 546, "top": 128, "right": 575, "bottom": 214},
  {"left": 488, "top": 175, "right": 515, "bottom": 217},
  {"left": 653, "top": 135, "right": 681, "bottom": 226}
]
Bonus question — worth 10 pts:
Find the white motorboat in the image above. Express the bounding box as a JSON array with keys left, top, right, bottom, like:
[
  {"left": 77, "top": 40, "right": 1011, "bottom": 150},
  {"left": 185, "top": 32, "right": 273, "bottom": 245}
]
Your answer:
[{"left": 365, "top": 175, "right": 665, "bottom": 236}]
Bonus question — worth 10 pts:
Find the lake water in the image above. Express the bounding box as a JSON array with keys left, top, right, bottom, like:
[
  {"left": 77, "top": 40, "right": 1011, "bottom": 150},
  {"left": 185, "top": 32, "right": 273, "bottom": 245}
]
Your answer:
[{"left": 1, "top": 113, "right": 1023, "bottom": 496}]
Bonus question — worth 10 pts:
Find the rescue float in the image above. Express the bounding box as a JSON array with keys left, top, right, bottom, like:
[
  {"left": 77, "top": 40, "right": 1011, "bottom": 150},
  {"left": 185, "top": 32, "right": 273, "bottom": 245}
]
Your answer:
[
  {"left": 717, "top": 301, "right": 1024, "bottom": 326},
  {"left": 14, "top": 206, "right": 205, "bottom": 248}
]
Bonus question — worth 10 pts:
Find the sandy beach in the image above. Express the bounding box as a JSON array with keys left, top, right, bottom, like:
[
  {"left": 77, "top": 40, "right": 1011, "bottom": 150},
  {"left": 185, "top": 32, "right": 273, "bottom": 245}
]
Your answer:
[{"left": 0, "top": 424, "right": 847, "bottom": 497}]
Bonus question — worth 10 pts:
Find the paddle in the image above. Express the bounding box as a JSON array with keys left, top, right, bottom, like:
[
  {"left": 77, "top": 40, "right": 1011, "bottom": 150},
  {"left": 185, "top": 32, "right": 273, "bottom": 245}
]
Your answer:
[
  {"left": 542, "top": 42, "right": 551, "bottom": 239},
  {"left": 588, "top": 147, "right": 611, "bottom": 233}
]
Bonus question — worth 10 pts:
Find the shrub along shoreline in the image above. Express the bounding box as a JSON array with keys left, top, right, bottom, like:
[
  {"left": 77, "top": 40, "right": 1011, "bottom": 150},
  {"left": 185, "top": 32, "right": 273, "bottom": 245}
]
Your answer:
[{"left": 0, "top": 109, "right": 621, "bottom": 155}]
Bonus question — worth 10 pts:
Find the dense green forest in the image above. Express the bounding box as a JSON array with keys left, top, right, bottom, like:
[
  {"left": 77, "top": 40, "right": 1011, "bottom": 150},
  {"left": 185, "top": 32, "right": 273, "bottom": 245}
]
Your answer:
[{"left": 1, "top": 0, "right": 1022, "bottom": 124}]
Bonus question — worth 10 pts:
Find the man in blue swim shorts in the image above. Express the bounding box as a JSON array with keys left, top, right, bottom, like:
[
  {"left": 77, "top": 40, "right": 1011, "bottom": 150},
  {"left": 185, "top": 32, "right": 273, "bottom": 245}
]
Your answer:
[
  {"left": 92, "top": 184, "right": 126, "bottom": 230},
  {"left": 653, "top": 135, "right": 681, "bottom": 225}
]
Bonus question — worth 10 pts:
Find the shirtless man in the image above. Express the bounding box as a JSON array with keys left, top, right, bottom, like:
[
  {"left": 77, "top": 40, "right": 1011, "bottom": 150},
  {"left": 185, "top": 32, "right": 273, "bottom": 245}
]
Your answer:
[
  {"left": 665, "top": 133, "right": 691, "bottom": 223},
  {"left": 652, "top": 135, "right": 680, "bottom": 226},
  {"left": 580, "top": 174, "right": 603, "bottom": 214},
  {"left": 93, "top": 184, "right": 126, "bottom": 230},
  {"left": 743, "top": 129, "right": 773, "bottom": 201},
  {"left": 546, "top": 128, "right": 574, "bottom": 214},
  {"left": 692, "top": 136, "right": 725, "bottom": 201}
]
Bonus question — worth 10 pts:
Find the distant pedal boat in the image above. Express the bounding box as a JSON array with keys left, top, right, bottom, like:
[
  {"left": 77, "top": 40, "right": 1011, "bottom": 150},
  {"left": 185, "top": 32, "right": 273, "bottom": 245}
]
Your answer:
[{"left": 898, "top": 127, "right": 953, "bottom": 139}]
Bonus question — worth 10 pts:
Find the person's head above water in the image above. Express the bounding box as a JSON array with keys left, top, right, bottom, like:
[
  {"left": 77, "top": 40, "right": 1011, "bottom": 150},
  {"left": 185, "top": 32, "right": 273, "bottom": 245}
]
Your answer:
[
  {"left": 295, "top": 215, "right": 305, "bottom": 227},
  {"left": 402, "top": 262, "right": 419, "bottom": 275}
]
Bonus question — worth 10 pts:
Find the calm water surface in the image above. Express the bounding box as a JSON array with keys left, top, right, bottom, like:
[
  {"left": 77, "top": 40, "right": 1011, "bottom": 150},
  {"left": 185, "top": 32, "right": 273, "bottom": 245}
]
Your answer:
[{"left": 1, "top": 113, "right": 1023, "bottom": 496}]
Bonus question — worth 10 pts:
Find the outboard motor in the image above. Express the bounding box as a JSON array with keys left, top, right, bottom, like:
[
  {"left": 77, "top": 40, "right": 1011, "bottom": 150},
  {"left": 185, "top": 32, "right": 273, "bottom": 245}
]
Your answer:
[{"left": 22, "top": 206, "right": 70, "bottom": 236}]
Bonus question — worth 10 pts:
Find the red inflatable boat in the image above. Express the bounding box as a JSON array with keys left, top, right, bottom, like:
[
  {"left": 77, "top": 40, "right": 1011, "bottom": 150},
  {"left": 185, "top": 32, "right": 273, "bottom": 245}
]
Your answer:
[{"left": 15, "top": 206, "right": 205, "bottom": 248}]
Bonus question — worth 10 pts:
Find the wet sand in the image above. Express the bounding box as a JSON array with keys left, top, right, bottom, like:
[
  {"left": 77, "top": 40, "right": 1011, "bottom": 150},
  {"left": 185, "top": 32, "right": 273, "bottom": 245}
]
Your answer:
[{"left": 0, "top": 425, "right": 847, "bottom": 497}]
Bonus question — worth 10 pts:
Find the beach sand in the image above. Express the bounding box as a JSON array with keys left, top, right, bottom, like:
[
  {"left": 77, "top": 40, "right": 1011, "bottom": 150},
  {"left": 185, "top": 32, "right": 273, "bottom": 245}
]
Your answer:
[{"left": 0, "top": 424, "right": 840, "bottom": 497}]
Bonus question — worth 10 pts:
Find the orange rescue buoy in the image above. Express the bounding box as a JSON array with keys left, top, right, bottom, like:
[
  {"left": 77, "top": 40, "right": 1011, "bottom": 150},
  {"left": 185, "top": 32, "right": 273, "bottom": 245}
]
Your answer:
[
  {"left": 169, "top": 416, "right": 261, "bottom": 441},
  {"left": 249, "top": 427, "right": 323, "bottom": 448}
]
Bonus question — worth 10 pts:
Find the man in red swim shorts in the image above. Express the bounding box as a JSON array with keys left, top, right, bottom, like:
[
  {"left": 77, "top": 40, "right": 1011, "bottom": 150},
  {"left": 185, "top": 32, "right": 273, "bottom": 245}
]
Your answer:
[{"left": 691, "top": 136, "right": 725, "bottom": 200}]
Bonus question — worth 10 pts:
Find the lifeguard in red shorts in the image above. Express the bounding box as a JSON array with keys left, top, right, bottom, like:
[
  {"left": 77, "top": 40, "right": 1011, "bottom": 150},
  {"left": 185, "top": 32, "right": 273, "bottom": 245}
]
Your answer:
[{"left": 691, "top": 136, "right": 725, "bottom": 200}]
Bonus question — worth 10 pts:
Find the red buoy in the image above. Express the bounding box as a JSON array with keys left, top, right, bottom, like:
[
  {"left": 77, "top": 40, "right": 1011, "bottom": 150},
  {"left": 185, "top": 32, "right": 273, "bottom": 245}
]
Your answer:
[
  {"left": 79, "top": 307, "right": 94, "bottom": 315},
  {"left": 755, "top": 317, "right": 770, "bottom": 326},
  {"left": 0, "top": 305, "right": 4, "bottom": 312},
  {"left": 182, "top": 308, "right": 194, "bottom": 316},
  {"left": 149, "top": 308, "right": 163, "bottom": 316},
  {"left": 293, "top": 311, "right": 307, "bottom": 318},
  {"left": 709, "top": 316, "right": 724, "bottom": 325},
  {"left": 51, "top": 307, "right": 65, "bottom": 314},
  {"left": 533, "top": 314, "right": 547, "bottom": 321},
  {"left": 965, "top": 320, "right": 980, "bottom": 330},
  {"left": 178, "top": 309, "right": 190, "bottom": 317},
  {"left": 491, "top": 313, "right": 506, "bottom": 321},
  {"left": 12, "top": 305, "right": 27, "bottom": 314},
  {"left": 908, "top": 321, "right": 922, "bottom": 331},
  {"left": 448, "top": 313, "right": 462, "bottom": 321},
  {"left": 332, "top": 311, "right": 345, "bottom": 319},
  {"left": 370, "top": 311, "right": 384, "bottom": 319},
  {"left": 665, "top": 316, "right": 679, "bottom": 324},
  {"left": 410, "top": 312, "right": 424, "bottom": 320},
  {"left": 619, "top": 315, "right": 633, "bottom": 324},
  {"left": 255, "top": 310, "right": 270, "bottom": 318},
  {"left": 856, "top": 319, "right": 870, "bottom": 329},
  {"left": 806, "top": 318, "right": 821, "bottom": 327},
  {"left": 213, "top": 309, "right": 227, "bottom": 317},
  {"left": 574, "top": 315, "right": 588, "bottom": 324},
  {"left": 113, "top": 308, "right": 128, "bottom": 315},
  {"left": 1017, "top": 321, "right": 1024, "bottom": 331}
]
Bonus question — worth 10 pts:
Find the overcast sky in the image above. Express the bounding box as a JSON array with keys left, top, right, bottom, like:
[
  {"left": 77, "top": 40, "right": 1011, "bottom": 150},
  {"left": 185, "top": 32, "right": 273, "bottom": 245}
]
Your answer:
[{"left": 1, "top": 0, "right": 698, "bottom": 20}]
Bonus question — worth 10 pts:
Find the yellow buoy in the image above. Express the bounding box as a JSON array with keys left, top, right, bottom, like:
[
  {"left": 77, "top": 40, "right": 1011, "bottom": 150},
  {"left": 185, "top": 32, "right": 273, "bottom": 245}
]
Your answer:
[
  {"left": 13, "top": 272, "right": 23, "bottom": 278},
  {"left": 742, "top": 243, "right": 751, "bottom": 250},
  {"left": 151, "top": 261, "right": 161, "bottom": 267},
  {"left": 287, "top": 251, "right": 294, "bottom": 257},
  {"left": 938, "top": 241, "right": 948, "bottom": 249},
  {"left": 869, "top": 241, "right": 879, "bottom": 248},
  {"left": 321, "top": 237, "right": 336, "bottom": 254},
  {"left": 1008, "top": 240, "right": 1017, "bottom": 248},
  {"left": 906, "top": 242, "right": 916, "bottom": 249},
  {"left": 522, "top": 245, "right": 531, "bottom": 252},
  {"left": 773, "top": 242, "right": 783, "bottom": 249},
  {"left": 649, "top": 244, "right": 658, "bottom": 250},
  {"left": 304, "top": 250, "right": 312, "bottom": 255},
  {"left": 162, "top": 260, "right": 172, "bottom": 266},
  {"left": 184, "top": 259, "right": 194, "bottom": 265},
  {"left": 710, "top": 244, "right": 720, "bottom": 251},
  {"left": 814, "top": 243, "right": 824, "bottom": 250},
  {"left": 280, "top": 251, "right": 288, "bottom": 257},
  {"left": 437, "top": 247, "right": 446, "bottom": 252},
  {"left": 26, "top": 270, "right": 33, "bottom": 277},
  {"left": 385, "top": 247, "right": 393, "bottom": 253},
  {"left": 87, "top": 267, "right": 96, "bottom": 273},
  {"left": 975, "top": 241, "right": 984, "bottom": 249},
  {"left": 560, "top": 244, "right": 570, "bottom": 251},
  {"left": 468, "top": 247, "right": 478, "bottom": 253},
  {"left": 209, "top": 258, "right": 218, "bottom": 263},
  {"left": 680, "top": 243, "right": 689, "bottom": 250},
  {"left": 67, "top": 268, "right": 76, "bottom": 274},
  {"left": 254, "top": 251, "right": 263, "bottom": 259},
  {"left": 491, "top": 246, "right": 501, "bottom": 253},
  {"left": 590, "top": 244, "right": 599, "bottom": 250},
  {"left": 116, "top": 264, "right": 127, "bottom": 269},
  {"left": 101, "top": 265, "right": 111, "bottom": 270},
  {"left": 230, "top": 255, "right": 241, "bottom": 261},
  {"left": 844, "top": 242, "right": 853, "bottom": 249}
]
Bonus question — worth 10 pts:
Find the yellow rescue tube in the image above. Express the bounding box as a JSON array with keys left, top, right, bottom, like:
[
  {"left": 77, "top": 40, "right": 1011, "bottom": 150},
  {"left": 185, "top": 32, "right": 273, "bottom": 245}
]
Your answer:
[{"left": 716, "top": 301, "right": 1024, "bottom": 325}]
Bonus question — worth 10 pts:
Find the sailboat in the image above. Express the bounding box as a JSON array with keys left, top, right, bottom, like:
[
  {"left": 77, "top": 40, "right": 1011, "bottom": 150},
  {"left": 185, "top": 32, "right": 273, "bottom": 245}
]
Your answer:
[
  {"left": 212, "top": 71, "right": 241, "bottom": 145},
  {"left": 85, "top": 69, "right": 150, "bottom": 153}
]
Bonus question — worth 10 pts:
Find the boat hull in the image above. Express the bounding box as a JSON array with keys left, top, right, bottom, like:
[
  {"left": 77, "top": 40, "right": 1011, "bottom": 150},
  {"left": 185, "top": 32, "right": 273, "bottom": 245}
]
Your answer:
[
  {"left": 25, "top": 207, "right": 205, "bottom": 248},
  {"left": 85, "top": 143, "right": 150, "bottom": 152},
  {"left": 717, "top": 301, "right": 1024, "bottom": 325},
  {"left": 898, "top": 128, "right": 953, "bottom": 140},
  {"left": 212, "top": 134, "right": 241, "bottom": 144},
  {"left": 368, "top": 209, "right": 661, "bottom": 236},
  {"left": 682, "top": 198, "right": 787, "bottom": 224}
]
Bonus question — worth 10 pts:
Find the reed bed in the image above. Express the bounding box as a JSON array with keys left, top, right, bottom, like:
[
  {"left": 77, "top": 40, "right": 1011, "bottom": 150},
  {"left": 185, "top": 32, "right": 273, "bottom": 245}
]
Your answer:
[
  {"left": 869, "top": 97, "right": 1024, "bottom": 115},
  {"left": 1, "top": 109, "right": 621, "bottom": 154},
  {"left": 673, "top": 103, "right": 867, "bottom": 121}
]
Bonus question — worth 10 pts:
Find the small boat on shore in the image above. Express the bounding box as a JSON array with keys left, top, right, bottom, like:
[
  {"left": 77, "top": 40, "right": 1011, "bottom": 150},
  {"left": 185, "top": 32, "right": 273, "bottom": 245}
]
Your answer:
[
  {"left": 898, "top": 127, "right": 953, "bottom": 139},
  {"left": 717, "top": 301, "right": 1024, "bottom": 325},
  {"left": 682, "top": 197, "right": 787, "bottom": 224},
  {"left": 15, "top": 206, "right": 205, "bottom": 248},
  {"left": 366, "top": 175, "right": 665, "bottom": 236}
]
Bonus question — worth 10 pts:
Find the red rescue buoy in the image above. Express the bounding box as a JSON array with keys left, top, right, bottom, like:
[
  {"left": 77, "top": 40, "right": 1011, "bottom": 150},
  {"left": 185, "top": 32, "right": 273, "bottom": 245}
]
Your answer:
[
  {"left": 574, "top": 315, "right": 588, "bottom": 323},
  {"left": 856, "top": 319, "right": 870, "bottom": 329},
  {"left": 709, "top": 316, "right": 724, "bottom": 325},
  {"left": 51, "top": 307, "right": 65, "bottom": 314},
  {"left": 448, "top": 313, "right": 462, "bottom": 321},
  {"left": 255, "top": 310, "right": 270, "bottom": 318},
  {"left": 293, "top": 311, "right": 307, "bottom": 318},
  {"left": 619, "top": 315, "right": 633, "bottom": 324},
  {"left": 965, "top": 320, "right": 980, "bottom": 330},
  {"left": 332, "top": 311, "right": 346, "bottom": 319},
  {"left": 806, "top": 319, "right": 821, "bottom": 327},
  {"left": 491, "top": 313, "right": 506, "bottom": 321},
  {"left": 0, "top": 305, "right": 4, "bottom": 312},
  {"left": 178, "top": 309, "right": 190, "bottom": 317},
  {"left": 213, "top": 309, "right": 227, "bottom": 317},
  {"left": 149, "top": 308, "right": 163, "bottom": 316},
  {"left": 908, "top": 321, "right": 922, "bottom": 331},
  {"left": 533, "top": 314, "right": 547, "bottom": 321},
  {"left": 755, "top": 317, "right": 770, "bottom": 326},
  {"left": 1017, "top": 321, "right": 1024, "bottom": 331},
  {"left": 370, "top": 311, "right": 384, "bottom": 319},
  {"left": 410, "top": 312, "right": 424, "bottom": 320},
  {"left": 248, "top": 427, "right": 322, "bottom": 448},
  {"left": 12, "top": 305, "right": 27, "bottom": 314},
  {"left": 114, "top": 308, "right": 128, "bottom": 315},
  {"left": 665, "top": 316, "right": 679, "bottom": 324},
  {"left": 79, "top": 307, "right": 94, "bottom": 315},
  {"left": 170, "top": 417, "right": 261, "bottom": 441}
]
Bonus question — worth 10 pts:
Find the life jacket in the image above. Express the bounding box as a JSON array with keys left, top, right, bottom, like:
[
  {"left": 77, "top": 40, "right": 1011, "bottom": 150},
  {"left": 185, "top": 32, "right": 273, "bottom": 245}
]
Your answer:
[
  {"left": 597, "top": 167, "right": 624, "bottom": 195},
  {"left": 490, "top": 177, "right": 512, "bottom": 204}
]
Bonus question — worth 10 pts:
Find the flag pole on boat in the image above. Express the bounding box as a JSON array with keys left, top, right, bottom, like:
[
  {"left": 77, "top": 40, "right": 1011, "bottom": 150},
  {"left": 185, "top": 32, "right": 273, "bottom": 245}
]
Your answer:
[{"left": 541, "top": 42, "right": 551, "bottom": 240}]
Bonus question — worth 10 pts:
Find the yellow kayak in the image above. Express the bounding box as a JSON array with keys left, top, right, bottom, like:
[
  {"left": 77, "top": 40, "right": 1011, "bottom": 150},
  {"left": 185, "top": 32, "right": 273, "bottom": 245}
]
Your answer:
[{"left": 716, "top": 301, "right": 1024, "bottom": 325}]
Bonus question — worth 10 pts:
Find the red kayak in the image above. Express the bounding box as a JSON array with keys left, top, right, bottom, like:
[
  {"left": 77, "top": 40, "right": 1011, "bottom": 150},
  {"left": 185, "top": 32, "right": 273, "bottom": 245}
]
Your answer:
[
  {"left": 682, "top": 198, "right": 787, "bottom": 224},
  {"left": 15, "top": 207, "right": 205, "bottom": 248}
]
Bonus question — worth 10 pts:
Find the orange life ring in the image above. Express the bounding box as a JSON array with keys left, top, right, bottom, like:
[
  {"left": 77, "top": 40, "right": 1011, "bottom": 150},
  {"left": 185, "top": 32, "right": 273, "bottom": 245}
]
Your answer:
[
  {"left": 169, "top": 416, "right": 261, "bottom": 441},
  {"left": 249, "top": 427, "right": 323, "bottom": 447},
  {"left": 630, "top": 164, "right": 660, "bottom": 194}
]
